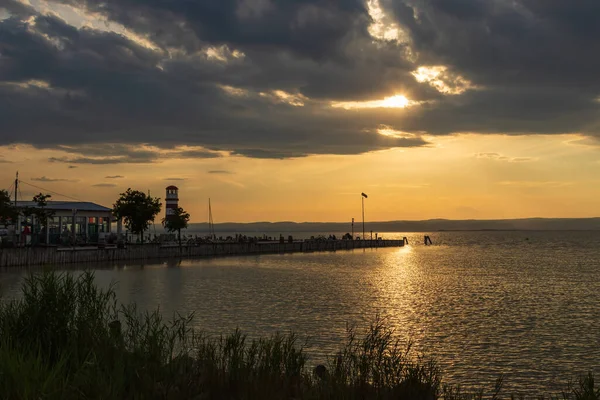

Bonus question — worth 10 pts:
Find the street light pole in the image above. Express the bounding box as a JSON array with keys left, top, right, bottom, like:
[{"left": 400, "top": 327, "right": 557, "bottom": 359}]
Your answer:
[
  {"left": 71, "top": 208, "right": 77, "bottom": 249},
  {"left": 362, "top": 196, "right": 364, "bottom": 239},
  {"left": 361, "top": 192, "right": 368, "bottom": 240}
]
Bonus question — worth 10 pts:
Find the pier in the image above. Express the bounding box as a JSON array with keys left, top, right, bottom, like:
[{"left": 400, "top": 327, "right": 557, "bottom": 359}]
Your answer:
[{"left": 0, "top": 239, "right": 404, "bottom": 267}]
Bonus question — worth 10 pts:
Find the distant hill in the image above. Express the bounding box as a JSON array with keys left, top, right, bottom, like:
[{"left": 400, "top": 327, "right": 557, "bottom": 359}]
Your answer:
[{"left": 186, "top": 218, "right": 600, "bottom": 233}]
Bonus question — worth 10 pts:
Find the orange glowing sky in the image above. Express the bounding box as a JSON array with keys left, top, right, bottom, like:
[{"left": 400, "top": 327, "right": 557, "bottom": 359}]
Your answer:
[{"left": 3, "top": 133, "right": 600, "bottom": 223}]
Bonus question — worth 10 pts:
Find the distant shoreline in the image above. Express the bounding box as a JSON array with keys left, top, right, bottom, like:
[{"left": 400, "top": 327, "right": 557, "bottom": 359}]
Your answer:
[{"left": 181, "top": 218, "right": 600, "bottom": 233}]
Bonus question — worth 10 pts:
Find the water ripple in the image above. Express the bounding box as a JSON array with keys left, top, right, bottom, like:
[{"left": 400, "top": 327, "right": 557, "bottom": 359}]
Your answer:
[{"left": 1, "top": 231, "right": 599, "bottom": 395}]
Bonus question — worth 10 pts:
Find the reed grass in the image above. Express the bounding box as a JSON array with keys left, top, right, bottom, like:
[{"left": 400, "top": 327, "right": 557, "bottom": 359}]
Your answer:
[{"left": 0, "top": 271, "right": 598, "bottom": 399}]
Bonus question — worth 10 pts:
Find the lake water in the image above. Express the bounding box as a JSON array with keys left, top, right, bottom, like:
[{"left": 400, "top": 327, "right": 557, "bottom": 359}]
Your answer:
[{"left": 1, "top": 231, "right": 600, "bottom": 396}]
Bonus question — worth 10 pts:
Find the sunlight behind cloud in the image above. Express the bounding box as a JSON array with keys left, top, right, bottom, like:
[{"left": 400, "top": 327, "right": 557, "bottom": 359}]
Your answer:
[
  {"left": 219, "top": 85, "right": 249, "bottom": 97},
  {"left": 1, "top": 79, "right": 86, "bottom": 98},
  {"left": 331, "top": 95, "right": 415, "bottom": 110},
  {"left": 20, "top": 0, "right": 161, "bottom": 51},
  {"left": 1, "top": 79, "right": 50, "bottom": 89},
  {"left": 260, "top": 90, "right": 307, "bottom": 107},
  {"left": 412, "top": 66, "right": 474, "bottom": 95},
  {"left": 366, "top": 0, "right": 406, "bottom": 42},
  {"left": 377, "top": 125, "right": 418, "bottom": 139},
  {"left": 205, "top": 45, "right": 245, "bottom": 62}
]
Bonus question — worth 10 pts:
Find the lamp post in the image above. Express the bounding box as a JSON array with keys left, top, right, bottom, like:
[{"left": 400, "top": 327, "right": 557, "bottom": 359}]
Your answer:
[
  {"left": 71, "top": 208, "right": 77, "bottom": 249},
  {"left": 361, "top": 192, "right": 368, "bottom": 240}
]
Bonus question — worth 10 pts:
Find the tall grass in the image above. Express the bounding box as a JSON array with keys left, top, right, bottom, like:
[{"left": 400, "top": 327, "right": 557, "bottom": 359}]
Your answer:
[{"left": 0, "top": 271, "right": 598, "bottom": 399}]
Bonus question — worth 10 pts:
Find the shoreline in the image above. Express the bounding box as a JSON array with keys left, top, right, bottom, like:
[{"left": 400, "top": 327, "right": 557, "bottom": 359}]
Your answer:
[{"left": 0, "top": 239, "right": 404, "bottom": 268}]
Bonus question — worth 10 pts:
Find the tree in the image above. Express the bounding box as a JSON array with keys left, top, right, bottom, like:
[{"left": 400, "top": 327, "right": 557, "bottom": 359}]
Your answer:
[
  {"left": 32, "top": 193, "right": 54, "bottom": 234},
  {"left": 20, "top": 193, "right": 55, "bottom": 245},
  {"left": 113, "top": 189, "right": 162, "bottom": 244},
  {"left": 162, "top": 206, "right": 190, "bottom": 247},
  {"left": 0, "top": 189, "right": 17, "bottom": 225}
]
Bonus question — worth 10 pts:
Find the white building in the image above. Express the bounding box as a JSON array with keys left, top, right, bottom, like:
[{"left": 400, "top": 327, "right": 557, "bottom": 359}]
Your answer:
[{"left": 14, "top": 200, "right": 114, "bottom": 245}]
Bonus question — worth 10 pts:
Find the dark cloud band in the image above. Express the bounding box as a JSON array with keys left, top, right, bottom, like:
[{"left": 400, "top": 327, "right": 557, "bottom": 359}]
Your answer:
[{"left": 1, "top": 0, "right": 600, "bottom": 159}]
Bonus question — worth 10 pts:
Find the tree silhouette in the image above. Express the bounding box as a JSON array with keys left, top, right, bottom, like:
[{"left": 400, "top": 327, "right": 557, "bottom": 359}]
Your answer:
[
  {"left": 32, "top": 193, "right": 54, "bottom": 234},
  {"left": 0, "top": 190, "right": 17, "bottom": 225},
  {"left": 113, "top": 189, "right": 162, "bottom": 244},
  {"left": 19, "top": 193, "right": 55, "bottom": 245},
  {"left": 162, "top": 206, "right": 190, "bottom": 247}
]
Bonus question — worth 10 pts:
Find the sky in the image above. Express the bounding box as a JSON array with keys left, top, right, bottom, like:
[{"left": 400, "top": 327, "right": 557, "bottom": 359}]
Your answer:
[{"left": 2, "top": 0, "right": 600, "bottom": 223}]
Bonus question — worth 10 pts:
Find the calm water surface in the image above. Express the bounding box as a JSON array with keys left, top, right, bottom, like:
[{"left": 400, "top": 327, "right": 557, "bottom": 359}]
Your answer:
[{"left": 1, "top": 231, "right": 600, "bottom": 396}]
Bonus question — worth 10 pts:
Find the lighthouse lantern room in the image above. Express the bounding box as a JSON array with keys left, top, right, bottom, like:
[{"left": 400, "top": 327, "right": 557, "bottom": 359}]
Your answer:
[{"left": 165, "top": 186, "right": 179, "bottom": 221}]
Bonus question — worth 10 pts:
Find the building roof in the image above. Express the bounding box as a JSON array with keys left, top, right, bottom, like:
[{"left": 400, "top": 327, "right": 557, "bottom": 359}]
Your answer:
[
  {"left": 15, "top": 201, "right": 112, "bottom": 213},
  {"left": 166, "top": 185, "right": 179, "bottom": 190}
]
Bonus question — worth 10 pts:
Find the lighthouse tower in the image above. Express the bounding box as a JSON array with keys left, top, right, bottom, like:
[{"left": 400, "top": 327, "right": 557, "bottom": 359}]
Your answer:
[{"left": 165, "top": 186, "right": 179, "bottom": 221}]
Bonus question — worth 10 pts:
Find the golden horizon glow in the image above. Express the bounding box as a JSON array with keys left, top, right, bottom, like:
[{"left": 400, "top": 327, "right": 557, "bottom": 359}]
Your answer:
[
  {"left": 331, "top": 94, "right": 414, "bottom": 110},
  {"left": 2, "top": 134, "right": 600, "bottom": 222}
]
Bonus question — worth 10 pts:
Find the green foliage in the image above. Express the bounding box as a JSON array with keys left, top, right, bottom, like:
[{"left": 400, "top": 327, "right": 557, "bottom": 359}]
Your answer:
[
  {"left": 162, "top": 206, "right": 190, "bottom": 233},
  {"left": 570, "top": 373, "right": 600, "bottom": 400},
  {"left": 0, "top": 271, "right": 194, "bottom": 399},
  {"left": 33, "top": 193, "right": 51, "bottom": 206},
  {"left": 1, "top": 271, "right": 599, "bottom": 399},
  {"left": 162, "top": 206, "right": 190, "bottom": 246},
  {"left": 18, "top": 193, "right": 55, "bottom": 242},
  {"left": 32, "top": 193, "right": 55, "bottom": 231},
  {"left": 323, "top": 317, "right": 441, "bottom": 399},
  {"left": 0, "top": 189, "right": 17, "bottom": 224},
  {"left": 113, "top": 188, "right": 162, "bottom": 243},
  {"left": 195, "top": 329, "right": 309, "bottom": 399}
]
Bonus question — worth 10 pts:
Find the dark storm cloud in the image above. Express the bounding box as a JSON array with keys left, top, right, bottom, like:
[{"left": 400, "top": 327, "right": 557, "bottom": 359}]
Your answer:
[
  {"left": 49, "top": 157, "right": 141, "bottom": 164},
  {"left": 208, "top": 170, "right": 234, "bottom": 175},
  {"left": 1, "top": 0, "right": 36, "bottom": 18},
  {"left": 105, "top": 175, "right": 124, "bottom": 179},
  {"left": 48, "top": 150, "right": 161, "bottom": 165},
  {"left": 384, "top": 0, "right": 600, "bottom": 90},
  {"left": 46, "top": 143, "right": 223, "bottom": 164},
  {"left": 1, "top": 0, "right": 600, "bottom": 159},
  {"left": 368, "top": 0, "right": 600, "bottom": 135},
  {"left": 174, "top": 150, "right": 222, "bottom": 159},
  {"left": 54, "top": 0, "right": 369, "bottom": 60},
  {"left": 0, "top": 9, "right": 423, "bottom": 158}
]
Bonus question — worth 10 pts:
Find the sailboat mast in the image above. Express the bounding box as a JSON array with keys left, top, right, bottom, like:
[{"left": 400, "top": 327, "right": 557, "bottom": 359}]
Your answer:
[
  {"left": 208, "top": 198, "right": 215, "bottom": 239},
  {"left": 14, "top": 171, "right": 18, "bottom": 207}
]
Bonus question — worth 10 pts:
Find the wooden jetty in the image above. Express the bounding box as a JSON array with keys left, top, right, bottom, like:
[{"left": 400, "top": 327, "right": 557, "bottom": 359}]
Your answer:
[{"left": 0, "top": 239, "right": 404, "bottom": 268}]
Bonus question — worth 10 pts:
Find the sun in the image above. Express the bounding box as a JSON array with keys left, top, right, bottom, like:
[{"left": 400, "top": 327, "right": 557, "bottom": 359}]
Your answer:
[{"left": 380, "top": 95, "right": 410, "bottom": 108}]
